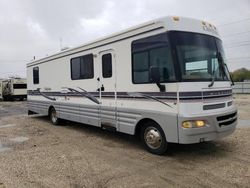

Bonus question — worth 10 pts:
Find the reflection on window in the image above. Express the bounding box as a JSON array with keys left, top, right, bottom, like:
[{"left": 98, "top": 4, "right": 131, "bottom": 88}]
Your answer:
[{"left": 171, "top": 31, "right": 228, "bottom": 81}]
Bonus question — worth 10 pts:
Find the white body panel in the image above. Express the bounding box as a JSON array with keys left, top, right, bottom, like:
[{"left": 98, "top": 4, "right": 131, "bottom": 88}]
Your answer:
[{"left": 27, "top": 16, "right": 237, "bottom": 144}]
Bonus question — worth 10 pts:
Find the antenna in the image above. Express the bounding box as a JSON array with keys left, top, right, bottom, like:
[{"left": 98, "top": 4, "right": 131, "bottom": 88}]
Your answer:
[{"left": 60, "top": 37, "right": 63, "bottom": 50}]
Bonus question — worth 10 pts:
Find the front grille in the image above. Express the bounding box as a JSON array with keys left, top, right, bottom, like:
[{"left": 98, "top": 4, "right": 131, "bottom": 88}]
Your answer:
[
  {"left": 203, "top": 103, "right": 225, "bottom": 110},
  {"left": 217, "top": 112, "right": 237, "bottom": 127},
  {"left": 227, "top": 101, "right": 233, "bottom": 107}
]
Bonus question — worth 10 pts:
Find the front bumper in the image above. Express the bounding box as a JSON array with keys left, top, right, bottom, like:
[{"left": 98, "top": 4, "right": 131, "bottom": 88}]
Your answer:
[{"left": 178, "top": 107, "right": 237, "bottom": 144}]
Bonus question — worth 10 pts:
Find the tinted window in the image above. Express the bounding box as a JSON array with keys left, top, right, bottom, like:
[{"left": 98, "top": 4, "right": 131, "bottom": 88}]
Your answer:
[
  {"left": 33, "top": 67, "right": 39, "bottom": 84},
  {"left": 71, "top": 58, "right": 81, "bottom": 80},
  {"left": 102, "top": 53, "right": 112, "bottom": 78},
  {"left": 133, "top": 52, "right": 149, "bottom": 83},
  {"left": 13, "top": 84, "right": 27, "bottom": 89},
  {"left": 71, "top": 54, "right": 94, "bottom": 80},
  {"left": 132, "top": 33, "right": 176, "bottom": 84}
]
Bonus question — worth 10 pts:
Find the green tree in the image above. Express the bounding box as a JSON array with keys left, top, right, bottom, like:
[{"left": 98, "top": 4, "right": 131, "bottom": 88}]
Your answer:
[{"left": 231, "top": 68, "right": 250, "bottom": 82}]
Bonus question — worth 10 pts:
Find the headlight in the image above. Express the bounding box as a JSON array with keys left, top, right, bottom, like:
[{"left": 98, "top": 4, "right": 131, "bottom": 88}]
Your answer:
[{"left": 182, "top": 120, "right": 206, "bottom": 128}]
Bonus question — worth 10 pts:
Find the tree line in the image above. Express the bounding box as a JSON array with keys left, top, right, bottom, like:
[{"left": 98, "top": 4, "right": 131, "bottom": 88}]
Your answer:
[{"left": 231, "top": 68, "right": 250, "bottom": 82}]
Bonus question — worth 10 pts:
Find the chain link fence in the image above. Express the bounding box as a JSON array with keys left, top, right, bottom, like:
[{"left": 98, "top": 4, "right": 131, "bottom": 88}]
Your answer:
[{"left": 233, "top": 82, "right": 250, "bottom": 94}]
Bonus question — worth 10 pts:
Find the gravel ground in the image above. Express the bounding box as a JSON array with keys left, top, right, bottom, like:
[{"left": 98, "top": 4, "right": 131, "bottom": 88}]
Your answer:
[{"left": 0, "top": 96, "right": 249, "bottom": 188}]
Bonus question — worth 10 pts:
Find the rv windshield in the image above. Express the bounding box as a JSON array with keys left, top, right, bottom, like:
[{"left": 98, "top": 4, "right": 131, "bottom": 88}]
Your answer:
[{"left": 169, "top": 31, "right": 229, "bottom": 82}]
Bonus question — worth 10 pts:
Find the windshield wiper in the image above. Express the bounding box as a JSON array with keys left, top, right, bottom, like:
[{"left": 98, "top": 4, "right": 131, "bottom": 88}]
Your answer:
[
  {"left": 208, "top": 67, "right": 219, "bottom": 87},
  {"left": 217, "top": 52, "right": 234, "bottom": 86},
  {"left": 208, "top": 52, "right": 227, "bottom": 88},
  {"left": 224, "top": 63, "right": 234, "bottom": 86}
]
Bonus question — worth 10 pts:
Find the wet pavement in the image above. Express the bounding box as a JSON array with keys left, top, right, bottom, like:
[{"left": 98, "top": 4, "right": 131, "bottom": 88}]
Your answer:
[
  {"left": 238, "top": 119, "right": 250, "bottom": 128},
  {"left": 0, "top": 143, "right": 11, "bottom": 153},
  {"left": 0, "top": 134, "right": 29, "bottom": 153},
  {"left": 0, "top": 101, "right": 27, "bottom": 118}
]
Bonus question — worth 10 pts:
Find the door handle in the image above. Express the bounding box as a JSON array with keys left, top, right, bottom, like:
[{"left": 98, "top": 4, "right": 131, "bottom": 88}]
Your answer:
[{"left": 97, "top": 85, "right": 105, "bottom": 91}]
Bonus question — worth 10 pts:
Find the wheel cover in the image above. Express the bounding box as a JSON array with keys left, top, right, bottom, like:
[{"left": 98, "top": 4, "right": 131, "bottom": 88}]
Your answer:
[{"left": 144, "top": 126, "right": 162, "bottom": 150}]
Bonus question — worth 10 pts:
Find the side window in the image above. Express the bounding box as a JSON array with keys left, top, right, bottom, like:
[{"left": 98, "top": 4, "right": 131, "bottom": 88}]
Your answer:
[
  {"left": 132, "top": 33, "right": 175, "bottom": 84},
  {"left": 102, "top": 53, "right": 112, "bottom": 78},
  {"left": 132, "top": 52, "right": 149, "bottom": 83},
  {"left": 71, "top": 57, "right": 81, "bottom": 80},
  {"left": 13, "top": 84, "right": 27, "bottom": 89},
  {"left": 80, "top": 54, "right": 94, "bottom": 79},
  {"left": 33, "top": 67, "right": 39, "bottom": 84},
  {"left": 71, "top": 54, "right": 94, "bottom": 80}
]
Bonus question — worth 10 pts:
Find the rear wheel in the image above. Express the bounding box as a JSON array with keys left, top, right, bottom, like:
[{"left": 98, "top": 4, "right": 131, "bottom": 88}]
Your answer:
[
  {"left": 140, "top": 121, "right": 168, "bottom": 155},
  {"left": 49, "top": 107, "right": 60, "bottom": 125}
]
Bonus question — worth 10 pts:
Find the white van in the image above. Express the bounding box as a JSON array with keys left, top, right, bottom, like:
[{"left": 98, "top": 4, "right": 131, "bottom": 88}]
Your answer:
[{"left": 27, "top": 16, "right": 237, "bottom": 154}]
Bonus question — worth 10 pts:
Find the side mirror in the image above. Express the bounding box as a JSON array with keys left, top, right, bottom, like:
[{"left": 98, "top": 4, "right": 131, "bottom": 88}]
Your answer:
[
  {"left": 150, "top": 66, "right": 160, "bottom": 83},
  {"left": 150, "top": 66, "right": 166, "bottom": 92}
]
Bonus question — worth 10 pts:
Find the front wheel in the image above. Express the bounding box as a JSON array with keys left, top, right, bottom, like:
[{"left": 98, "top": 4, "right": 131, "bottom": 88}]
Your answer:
[
  {"left": 49, "top": 107, "right": 60, "bottom": 125},
  {"left": 140, "top": 121, "right": 168, "bottom": 155}
]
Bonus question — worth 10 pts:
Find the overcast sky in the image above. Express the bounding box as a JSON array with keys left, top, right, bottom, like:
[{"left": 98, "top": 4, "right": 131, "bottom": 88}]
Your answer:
[{"left": 0, "top": 0, "right": 249, "bottom": 78}]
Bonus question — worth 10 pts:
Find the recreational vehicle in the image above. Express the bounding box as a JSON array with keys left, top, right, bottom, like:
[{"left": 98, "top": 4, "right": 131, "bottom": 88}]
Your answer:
[
  {"left": 0, "top": 80, "right": 3, "bottom": 101},
  {"left": 2, "top": 78, "right": 27, "bottom": 101},
  {"left": 27, "top": 16, "right": 237, "bottom": 154}
]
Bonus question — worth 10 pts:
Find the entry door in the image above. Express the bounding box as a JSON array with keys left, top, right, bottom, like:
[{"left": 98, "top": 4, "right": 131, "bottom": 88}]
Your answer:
[{"left": 98, "top": 50, "right": 117, "bottom": 130}]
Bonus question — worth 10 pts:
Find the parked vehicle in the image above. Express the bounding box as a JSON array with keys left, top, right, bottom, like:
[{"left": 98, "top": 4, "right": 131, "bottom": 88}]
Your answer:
[
  {"left": 27, "top": 16, "right": 237, "bottom": 154},
  {"left": 0, "top": 80, "right": 3, "bottom": 101},
  {"left": 2, "top": 78, "right": 27, "bottom": 101}
]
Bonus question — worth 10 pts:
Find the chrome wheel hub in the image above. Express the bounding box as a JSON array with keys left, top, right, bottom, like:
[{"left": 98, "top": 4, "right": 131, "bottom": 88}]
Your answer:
[
  {"left": 144, "top": 127, "right": 162, "bottom": 149},
  {"left": 51, "top": 111, "right": 57, "bottom": 123}
]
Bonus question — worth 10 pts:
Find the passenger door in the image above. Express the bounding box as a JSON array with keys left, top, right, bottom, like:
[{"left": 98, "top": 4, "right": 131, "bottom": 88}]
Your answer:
[{"left": 98, "top": 50, "right": 117, "bottom": 130}]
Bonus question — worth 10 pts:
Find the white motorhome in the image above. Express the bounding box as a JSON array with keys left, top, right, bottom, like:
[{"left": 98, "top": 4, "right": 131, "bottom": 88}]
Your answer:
[
  {"left": 2, "top": 78, "right": 27, "bottom": 101},
  {"left": 27, "top": 16, "right": 237, "bottom": 154},
  {"left": 0, "top": 80, "right": 3, "bottom": 101}
]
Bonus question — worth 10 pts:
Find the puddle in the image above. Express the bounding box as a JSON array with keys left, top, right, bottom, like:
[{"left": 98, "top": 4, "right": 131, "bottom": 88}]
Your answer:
[
  {"left": 0, "top": 143, "right": 11, "bottom": 153},
  {"left": 0, "top": 136, "right": 29, "bottom": 153},
  {"left": 9, "top": 137, "right": 29, "bottom": 143},
  {"left": 238, "top": 120, "right": 250, "bottom": 128},
  {"left": 0, "top": 124, "right": 16, "bottom": 129}
]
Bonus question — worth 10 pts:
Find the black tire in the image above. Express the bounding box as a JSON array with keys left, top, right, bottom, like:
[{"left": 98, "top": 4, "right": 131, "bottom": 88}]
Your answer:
[
  {"left": 49, "top": 107, "right": 60, "bottom": 125},
  {"left": 140, "top": 121, "right": 168, "bottom": 155}
]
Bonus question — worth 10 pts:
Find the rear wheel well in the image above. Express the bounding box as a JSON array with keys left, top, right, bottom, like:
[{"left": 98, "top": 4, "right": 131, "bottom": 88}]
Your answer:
[{"left": 135, "top": 118, "right": 158, "bottom": 137}]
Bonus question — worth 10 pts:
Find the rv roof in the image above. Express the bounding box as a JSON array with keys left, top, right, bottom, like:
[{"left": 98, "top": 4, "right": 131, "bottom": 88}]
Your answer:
[{"left": 27, "top": 16, "right": 218, "bottom": 67}]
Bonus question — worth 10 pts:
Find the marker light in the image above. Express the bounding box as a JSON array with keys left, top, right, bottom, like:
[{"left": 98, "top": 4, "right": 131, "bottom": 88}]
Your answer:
[
  {"left": 173, "top": 16, "right": 180, "bottom": 21},
  {"left": 182, "top": 120, "right": 206, "bottom": 128}
]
